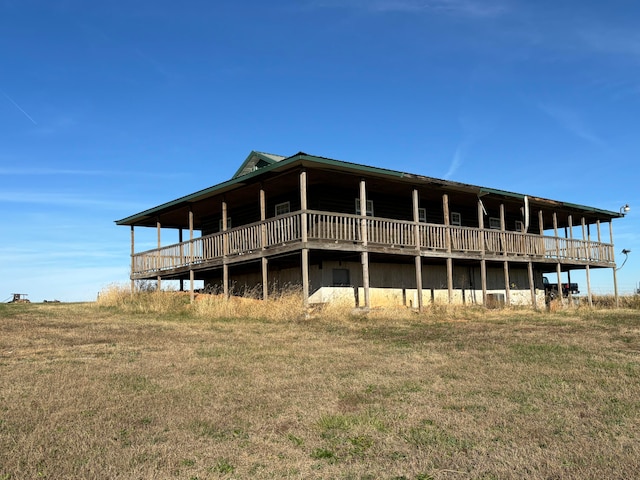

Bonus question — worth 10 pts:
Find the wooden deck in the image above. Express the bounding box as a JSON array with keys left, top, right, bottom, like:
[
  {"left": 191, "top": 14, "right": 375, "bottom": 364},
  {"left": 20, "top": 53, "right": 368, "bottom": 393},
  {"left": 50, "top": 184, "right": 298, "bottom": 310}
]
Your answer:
[{"left": 132, "top": 210, "right": 615, "bottom": 278}]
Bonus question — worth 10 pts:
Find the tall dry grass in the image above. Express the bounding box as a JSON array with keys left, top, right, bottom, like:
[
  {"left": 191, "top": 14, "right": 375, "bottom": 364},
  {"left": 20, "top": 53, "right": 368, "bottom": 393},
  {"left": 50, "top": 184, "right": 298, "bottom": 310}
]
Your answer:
[
  {"left": 97, "top": 283, "right": 310, "bottom": 321},
  {"left": 191, "top": 287, "right": 308, "bottom": 321},
  {"left": 97, "top": 283, "right": 190, "bottom": 314},
  {"left": 589, "top": 293, "right": 640, "bottom": 309}
]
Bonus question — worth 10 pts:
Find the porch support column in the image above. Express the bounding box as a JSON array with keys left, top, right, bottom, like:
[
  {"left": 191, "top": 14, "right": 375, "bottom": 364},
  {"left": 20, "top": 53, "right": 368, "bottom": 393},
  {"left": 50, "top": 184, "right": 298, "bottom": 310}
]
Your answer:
[
  {"left": 553, "top": 212, "right": 562, "bottom": 305},
  {"left": 443, "top": 193, "right": 453, "bottom": 304},
  {"left": 539, "top": 209, "right": 545, "bottom": 301},
  {"left": 222, "top": 200, "right": 229, "bottom": 299},
  {"left": 583, "top": 218, "right": 592, "bottom": 307},
  {"left": 179, "top": 229, "right": 184, "bottom": 291},
  {"left": 539, "top": 210, "right": 544, "bottom": 236},
  {"left": 156, "top": 220, "right": 161, "bottom": 290},
  {"left": 260, "top": 187, "right": 268, "bottom": 301},
  {"left": 610, "top": 221, "right": 619, "bottom": 307},
  {"left": 300, "top": 171, "right": 310, "bottom": 307},
  {"left": 412, "top": 188, "right": 423, "bottom": 311},
  {"left": 528, "top": 261, "right": 536, "bottom": 309},
  {"left": 189, "top": 207, "right": 195, "bottom": 303},
  {"left": 360, "top": 178, "right": 370, "bottom": 309},
  {"left": 130, "top": 226, "right": 135, "bottom": 294},
  {"left": 501, "top": 204, "right": 510, "bottom": 306},
  {"left": 478, "top": 199, "right": 487, "bottom": 306},
  {"left": 567, "top": 216, "right": 574, "bottom": 304}
]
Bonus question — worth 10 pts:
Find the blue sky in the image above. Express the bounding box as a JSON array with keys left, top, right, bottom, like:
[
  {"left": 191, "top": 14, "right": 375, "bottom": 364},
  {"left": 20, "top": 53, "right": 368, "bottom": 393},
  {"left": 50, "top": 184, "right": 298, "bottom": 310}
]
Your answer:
[{"left": 1, "top": 0, "right": 638, "bottom": 302}]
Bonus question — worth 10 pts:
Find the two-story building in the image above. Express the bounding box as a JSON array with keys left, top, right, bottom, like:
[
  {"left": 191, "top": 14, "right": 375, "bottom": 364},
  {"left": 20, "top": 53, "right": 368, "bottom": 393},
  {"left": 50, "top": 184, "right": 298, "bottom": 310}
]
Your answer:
[{"left": 115, "top": 151, "right": 624, "bottom": 309}]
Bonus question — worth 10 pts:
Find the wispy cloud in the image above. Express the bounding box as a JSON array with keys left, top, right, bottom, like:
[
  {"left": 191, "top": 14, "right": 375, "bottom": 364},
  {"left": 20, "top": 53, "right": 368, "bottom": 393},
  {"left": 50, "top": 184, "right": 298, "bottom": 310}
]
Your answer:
[
  {"left": 0, "top": 244, "right": 122, "bottom": 264},
  {"left": 0, "top": 168, "right": 121, "bottom": 175},
  {"left": 0, "top": 88, "right": 37, "bottom": 125},
  {"left": 576, "top": 26, "right": 640, "bottom": 59},
  {"left": 538, "top": 103, "right": 605, "bottom": 147},
  {"left": 445, "top": 142, "right": 466, "bottom": 179},
  {"left": 311, "top": 0, "right": 509, "bottom": 17},
  {"left": 134, "top": 48, "right": 176, "bottom": 80},
  {"left": 444, "top": 113, "right": 494, "bottom": 179},
  {"left": 0, "top": 191, "right": 146, "bottom": 211},
  {"left": 0, "top": 166, "right": 186, "bottom": 178}
]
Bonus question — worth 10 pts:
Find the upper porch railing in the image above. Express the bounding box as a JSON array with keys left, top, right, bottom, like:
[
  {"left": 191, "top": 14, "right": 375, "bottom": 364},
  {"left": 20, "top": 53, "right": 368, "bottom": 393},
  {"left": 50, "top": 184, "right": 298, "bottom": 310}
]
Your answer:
[{"left": 132, "top": 210, "right": 615, "bottom": 276}]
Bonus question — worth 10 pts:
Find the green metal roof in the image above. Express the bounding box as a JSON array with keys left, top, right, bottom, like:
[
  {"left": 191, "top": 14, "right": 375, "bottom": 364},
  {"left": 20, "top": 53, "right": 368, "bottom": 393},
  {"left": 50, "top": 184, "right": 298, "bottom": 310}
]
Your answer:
[
  {"left": 115, "top": 150, "right": 623, "bottom": 226},
  {"left": 232, "top": 151, "right": 286, "bottom": 179}
]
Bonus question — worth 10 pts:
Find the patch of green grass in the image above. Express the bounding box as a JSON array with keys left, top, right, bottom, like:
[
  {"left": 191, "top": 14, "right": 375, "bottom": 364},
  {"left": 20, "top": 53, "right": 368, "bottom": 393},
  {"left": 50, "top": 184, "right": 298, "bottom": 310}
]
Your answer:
[
  {"left": 403, "top": 419, "right": 473, "bottom": 453},
  {"left": 209, "top": 458, "right": 235, "bottom": 474},
  {"left": 287, "top": 433, "right": 304, "bottom": 446},
  {"left": 310, "top": 448, "right": 336, "bottom": 461},
  {"left": 348, "top": 434, "right": 374, "bottom": 455},
  {"left": 509, "top": 342, "right": 584, "bottom": 364},
  {"left": 195, "top": 347, "right": 223, "bottom": 358},
  {"left": 601, "top": 397, "right": 638, "bottom": 426},
  {"left": 318, "top": 414, "right": 350, "bottom": 438},
  {"left": 110, "top": 373, "right": 156, "bottom": 392}
]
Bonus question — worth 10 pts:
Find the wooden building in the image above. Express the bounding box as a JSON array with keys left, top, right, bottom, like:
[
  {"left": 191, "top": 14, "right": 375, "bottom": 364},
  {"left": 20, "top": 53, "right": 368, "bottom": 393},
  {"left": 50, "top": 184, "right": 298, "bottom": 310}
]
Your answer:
[{"left": 116, "top": 151, "right": 625, "bottom": 308}]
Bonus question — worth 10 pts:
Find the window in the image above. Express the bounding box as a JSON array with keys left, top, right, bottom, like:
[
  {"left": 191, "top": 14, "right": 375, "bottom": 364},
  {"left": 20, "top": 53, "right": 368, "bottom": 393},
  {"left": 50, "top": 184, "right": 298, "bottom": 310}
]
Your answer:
[
  {"left": 418, "top": 207, "right": 427, "bottom": 223},
  {"left": 332, "top": 268, "right": 350, "bottom": 286},
  {"left": 218, "top": 217, "right": 232, "bottom": 231},
  {"left": 275, "top": 201, "right": 291, "bottom": 216},
  {"left": 489, "top": 217, "right": 501, "bottom": 230},
  {"left": 355, "top": 198, "right": 374, "bottom": 216},
  {"left": 450, "top": 212, "right": 462, "bottom": 226},
  {"left": 515, "top": 220, "right": 524, "bottom": 232}
]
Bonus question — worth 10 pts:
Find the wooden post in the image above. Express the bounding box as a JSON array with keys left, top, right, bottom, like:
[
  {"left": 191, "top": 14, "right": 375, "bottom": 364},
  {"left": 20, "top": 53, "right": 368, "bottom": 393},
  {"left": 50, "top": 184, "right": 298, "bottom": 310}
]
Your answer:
[
  {"left": 222, "top": 201, "right": 229, "bottom": 299},
  {"left": 568, "top": 214, "right": 574, "bottom": 248},
  {"left": 610, "top": 221, "right": 619, "bottom": 307},
  {"left": 189, "top": 270, "right": 194, "bottom": 303},
  {"left": 443, "top": 194, "right": 453, "bottom": 304},
  {"left": 156, "top": 220, "right": 161, "bottom": 291},
  {"left": 260, "top": 187, "right": 268, "bottom": 301},
  {"left": 596, "top": 220, "right": 603, "bottom": 267},
  {"left": 539, "top": 210, "right": 544, "bottom": 235},
  {"left": 528, "top": 261, "right": 536, "bottom": 309},
  {"left": 583, "top": 218, "right": 592, "bottom": 307},
  {"left": 178, "top": 229, "right": 184, "bottom": 291},
  {"left": 413, "top": 188, "right": 423, "bottom": 311},
  {"left": 478, "top": 199, "right": 487, "bottom": 306},
  {"left": 189, "top": 208, "right": 195, "bottom": 303},
  {"left": 553, "top": 212, "right": 562, "bottom": 304},
  {"left": 130, "top": 226, "right": 135, "bottom": 294},
  {"left": 301, "top": 171, "right": 310, "bottom": 307},
  {"left": 538, "top": 209, "right": 544, "bottom": 258},
  {"left": 566, "top": 215, "right": 574, "bottom": 304},
  {"left": 501, "top": 204, "right": 510, "bottom": 306},
  {"left": 360, "top": 179, "right": 370, "bottom": 309}
]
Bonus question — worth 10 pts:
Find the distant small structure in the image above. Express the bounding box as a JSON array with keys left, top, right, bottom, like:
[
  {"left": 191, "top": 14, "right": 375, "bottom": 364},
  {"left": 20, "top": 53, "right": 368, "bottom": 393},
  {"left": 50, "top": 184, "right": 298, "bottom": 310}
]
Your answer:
[{"left": 8, "top": 293, "right": 30, "bottom": 303}]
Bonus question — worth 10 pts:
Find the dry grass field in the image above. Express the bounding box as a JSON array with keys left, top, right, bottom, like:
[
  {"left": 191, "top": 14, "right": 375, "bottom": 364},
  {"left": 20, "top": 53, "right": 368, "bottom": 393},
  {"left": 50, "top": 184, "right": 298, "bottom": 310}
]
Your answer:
[{"left": 1, "top": 292, "right": 639, "bottom": 479}]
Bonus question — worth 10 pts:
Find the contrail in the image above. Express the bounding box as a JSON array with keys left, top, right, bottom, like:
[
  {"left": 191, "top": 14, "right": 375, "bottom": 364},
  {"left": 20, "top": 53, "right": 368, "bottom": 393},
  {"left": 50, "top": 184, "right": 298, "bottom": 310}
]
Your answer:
[{"left": 0, "top": 89, "right": 38, "bottom": 125}]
